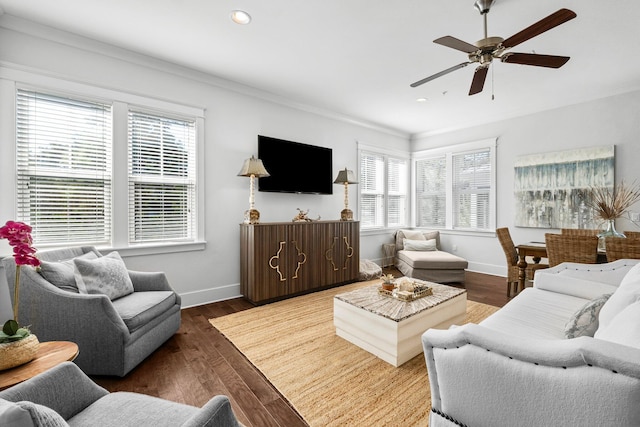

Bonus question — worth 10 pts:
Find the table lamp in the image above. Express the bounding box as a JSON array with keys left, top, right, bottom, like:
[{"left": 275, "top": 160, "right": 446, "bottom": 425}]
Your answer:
[
  {"left": 333, "top": 168, "right": 358, "bottom": 221},
  {"left": 238, "top": 155, "right": 270, "bottom": 224}
]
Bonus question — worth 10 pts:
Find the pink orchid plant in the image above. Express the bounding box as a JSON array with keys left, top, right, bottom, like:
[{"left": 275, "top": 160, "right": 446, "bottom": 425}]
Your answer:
[{"left": 0, "top": 220, "right": 40, "bottom": 343}]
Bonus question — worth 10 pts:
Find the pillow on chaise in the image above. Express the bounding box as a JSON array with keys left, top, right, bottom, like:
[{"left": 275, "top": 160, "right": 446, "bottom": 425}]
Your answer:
[
  {"left": 73, "top": 251, "right": 134, "bottom": 300},
  {"left": 395, "top": 229, "right": 425, "bottom": 251},
  {"left": 39, "top": 252, "right": 98, "bottom": 293},
  {"left": 564, "top": 293, "right": 612, "bottom": 339},
  {"left": 403, "top": 238, "right": 437, "bottom": 251}
]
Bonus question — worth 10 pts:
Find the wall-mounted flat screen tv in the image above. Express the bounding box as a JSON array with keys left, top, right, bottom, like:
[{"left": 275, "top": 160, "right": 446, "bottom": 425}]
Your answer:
[{"left": 258, "top": 135, "right": 333, "bottom": 195}]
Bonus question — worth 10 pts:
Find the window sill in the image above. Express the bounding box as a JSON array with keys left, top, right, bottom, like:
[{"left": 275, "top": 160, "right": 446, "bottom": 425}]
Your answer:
[{"left": 98, "top": 241, "right": 207, "bottom": 257}]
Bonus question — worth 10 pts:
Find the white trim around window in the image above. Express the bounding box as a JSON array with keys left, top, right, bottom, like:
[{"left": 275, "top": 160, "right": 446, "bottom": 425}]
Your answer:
[
  {"left": 357, "top": 142, "right": 411, "bottom": 231},
  {"left": 413, "top": 138, "right": 497, "bottom": 233},
  {"left": 0, "top": 69, "right": 206, "bottom": 256}
]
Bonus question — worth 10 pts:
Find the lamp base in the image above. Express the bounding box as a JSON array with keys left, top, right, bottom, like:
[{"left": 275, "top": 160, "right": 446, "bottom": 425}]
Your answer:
[
  {"left": 244, "top": 209, "right": 261, "bottom": 224},
  {"left": 340, "top": 209, "right": 353, "bottom": 221}
]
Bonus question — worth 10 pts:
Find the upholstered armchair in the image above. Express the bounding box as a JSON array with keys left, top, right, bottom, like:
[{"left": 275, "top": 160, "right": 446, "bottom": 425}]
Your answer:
[
  {"left": 0, "top": 362, "right": 242, "bottom": 426},
  {"left": 1, "top": 246, "right": 181, "bottom": 377}
]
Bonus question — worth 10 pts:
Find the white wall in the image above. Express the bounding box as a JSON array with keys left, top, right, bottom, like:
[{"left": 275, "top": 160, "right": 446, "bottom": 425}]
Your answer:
[
  {"left": 0, "top": 18, "right": 408, "bottom": 309},
  {"left": 412, "top": 89, "right": 640, "bottom": 276},
  {"left": 2, "top": 17, "right": 639, "bottom": 312}
]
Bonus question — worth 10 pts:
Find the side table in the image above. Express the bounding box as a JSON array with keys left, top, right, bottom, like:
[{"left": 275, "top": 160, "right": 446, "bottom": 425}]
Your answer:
[{"left": 0, "top": 341, "right": 79, "bottom": 390}]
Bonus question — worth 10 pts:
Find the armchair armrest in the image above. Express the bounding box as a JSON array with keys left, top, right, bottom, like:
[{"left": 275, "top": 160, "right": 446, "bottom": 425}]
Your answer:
[
  {"left": 422, "top": 324, "right": 640, "bottom": 427},
  {"left": 128, "top": 270, "right": 181, "bottom": 306},
  {"left": 0, "top": 362, "right": 108, "bottom": 420},
  {"left": 182, "top": 395, "right": 241, "bottom": 427}
]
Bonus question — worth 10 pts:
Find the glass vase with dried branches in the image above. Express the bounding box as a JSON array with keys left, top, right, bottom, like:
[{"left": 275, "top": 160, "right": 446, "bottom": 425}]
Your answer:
[{"left": 585, "top": 181, "right": 640, "bottom": 239}]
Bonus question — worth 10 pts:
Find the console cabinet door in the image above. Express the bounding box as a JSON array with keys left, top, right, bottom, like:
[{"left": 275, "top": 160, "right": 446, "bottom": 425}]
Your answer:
[{"left": 240, "top": 221, "right": 359, "bottom": 305}]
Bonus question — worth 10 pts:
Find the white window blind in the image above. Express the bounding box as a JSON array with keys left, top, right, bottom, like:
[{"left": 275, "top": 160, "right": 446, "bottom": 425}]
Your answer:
[
  {"left": 387, "top": 157, "right": 408, "bottom": 228},
  {"left": 415, "top": 156, "right": 446, "bottom": 228},
  {"left": 360, "top": 152, "right": 385, "bottom": 228},
  {"left": 359, "top": 149, "right": 409, "bottom": 229},
  {"left": 453, "top": 149, "right": 491, "bottom": 230},
  {"left": 16, "top": 89, "right": 112, "bottom": 246},
  {"left": 128, "top": 110, "right": 196, "bottom": 243}
]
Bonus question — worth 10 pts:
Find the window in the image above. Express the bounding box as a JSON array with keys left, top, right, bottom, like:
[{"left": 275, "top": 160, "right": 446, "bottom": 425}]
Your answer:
[
  {"left": 14, "top": 85, "right": 202, "bottom": 250},
  {"left": 16, "top": 89, "right": 113, "bottom": 245},
  {"left": 128, "top": 110, "right": 196, "bottom": 243},
  {"left": 414, "top": 139, "right": 496, "bottom": 232},
  {"left": 415, "top": 156, "right": 446, "bottom": 228},
  {"left": 359, "top": 146, "right": 409, "bottom": 229}
]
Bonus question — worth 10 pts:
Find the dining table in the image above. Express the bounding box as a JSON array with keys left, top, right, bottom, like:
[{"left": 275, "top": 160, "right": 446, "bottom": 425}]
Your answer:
[{"left": 515, "top": 242, "right": 548, "bottom": 294}]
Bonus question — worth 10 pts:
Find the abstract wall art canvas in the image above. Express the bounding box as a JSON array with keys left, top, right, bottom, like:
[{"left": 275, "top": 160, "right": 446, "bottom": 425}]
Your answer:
[{"left": 514, "top": 145, "right": 614, "bottom": 229}]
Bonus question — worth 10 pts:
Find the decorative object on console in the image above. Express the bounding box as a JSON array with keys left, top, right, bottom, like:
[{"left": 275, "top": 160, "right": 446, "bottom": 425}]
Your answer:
[
  {"left": 237, "top": 155, "right": 270, "bottom": 224},
  {"left": 0, "top": 220, "right": 41, "bottom": 370},
  {"left": 292, "top": 208, "right": 320, "bottom": 222},
  {"left": 333, "top": 168, "right": 358, "bottom": 221},
  {"left": 585, "top": 180, "right": 640, "bottom": 242}
]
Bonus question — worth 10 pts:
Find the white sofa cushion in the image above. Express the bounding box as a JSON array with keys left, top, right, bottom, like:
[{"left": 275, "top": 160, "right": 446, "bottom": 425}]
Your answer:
[
  {"left": 595, "top": 301, "right": 640, "bottom": 349},
  {"left": 480, "top": 287, "right": 588, "bottom": 339},
  {"left": 597, "top": 264, "right": 640, "bottom": 332}
]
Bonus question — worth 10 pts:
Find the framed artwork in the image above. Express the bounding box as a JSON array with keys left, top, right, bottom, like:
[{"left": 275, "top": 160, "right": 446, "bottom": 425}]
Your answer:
[{"left": 514, "top": 145, "right": 614, "bottom": 229}]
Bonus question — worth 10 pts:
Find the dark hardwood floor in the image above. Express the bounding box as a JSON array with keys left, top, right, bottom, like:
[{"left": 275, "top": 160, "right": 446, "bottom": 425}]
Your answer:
[{"left": 92, "top": 269, "right": 509, "bottom": 427}]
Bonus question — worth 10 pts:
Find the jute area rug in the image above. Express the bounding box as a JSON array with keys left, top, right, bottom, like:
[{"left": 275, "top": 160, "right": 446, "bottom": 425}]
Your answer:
[{"left": 209, "top": 280, "right": 499, "bottom": 427}]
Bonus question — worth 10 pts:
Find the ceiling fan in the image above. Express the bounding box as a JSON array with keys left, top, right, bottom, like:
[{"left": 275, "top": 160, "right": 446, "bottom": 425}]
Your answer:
[{"left": 410, "top": 0, "right": 576, "bottom": 95}]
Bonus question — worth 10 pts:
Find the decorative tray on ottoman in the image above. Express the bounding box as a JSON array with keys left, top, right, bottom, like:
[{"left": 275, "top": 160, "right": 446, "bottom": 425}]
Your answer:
[{"left": 378, "top": 278, "right": 432, "bottom": 302}]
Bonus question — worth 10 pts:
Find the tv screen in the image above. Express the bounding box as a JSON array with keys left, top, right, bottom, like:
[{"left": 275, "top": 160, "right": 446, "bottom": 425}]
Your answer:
[{"left": 258, "top": 135, "right": 333, "bottom": 195}]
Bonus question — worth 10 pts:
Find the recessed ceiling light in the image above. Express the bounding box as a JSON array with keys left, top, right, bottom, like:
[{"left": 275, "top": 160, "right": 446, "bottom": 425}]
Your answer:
[
  {"left": 231, "top": 10, "right": 251, "bottom": 25},
  {"left": 416, "top": 98, "right": 428, "bottom": 102}
]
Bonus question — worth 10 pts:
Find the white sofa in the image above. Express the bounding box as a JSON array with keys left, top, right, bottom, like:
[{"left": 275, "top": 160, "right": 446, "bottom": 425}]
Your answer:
[{"left": 422, "top": 259, "right": 640, "bottom": 427}]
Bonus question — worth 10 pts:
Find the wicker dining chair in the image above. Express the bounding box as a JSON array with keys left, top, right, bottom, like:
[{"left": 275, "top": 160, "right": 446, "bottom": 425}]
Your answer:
[
  {"left": 605, "top": 237, "right": 640, "bottom": 262},
  {"left": 561, "top": 228, "right": 600, "bottom": 236},
  {"left": 544, "top": 233, "right": 599, "bottom": 267},
  {"left": 496, "top": 227, "right": 548, "bottom": 297}
]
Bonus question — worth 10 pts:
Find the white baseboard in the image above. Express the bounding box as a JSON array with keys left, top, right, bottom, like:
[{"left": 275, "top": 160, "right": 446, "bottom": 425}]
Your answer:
[{"left": 180, "top": 283, "right": 243, "bottom": 309}]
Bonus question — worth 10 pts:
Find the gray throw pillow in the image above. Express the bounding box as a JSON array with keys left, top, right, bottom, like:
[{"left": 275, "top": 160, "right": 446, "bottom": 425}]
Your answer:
[
  {"left": 73, "top": 251, "right": 134, "bottom": 301},
  {"left": 0, "top": 398, "right": 34, "bottom": 427},
  {"left": 15, "top": 401, "right": 68, "bottom": 427},
  {"left": 564, "top": 293, "right": 612, "bottom": 339},
  {"left": 39, "top": 252, "right": 98, "bottom": 293}
]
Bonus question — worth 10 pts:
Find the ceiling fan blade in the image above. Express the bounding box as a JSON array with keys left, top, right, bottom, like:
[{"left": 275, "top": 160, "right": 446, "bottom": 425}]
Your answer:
[
  {"left": 434, "top": 36, "right": 478, "bottom": 53},
  {"left": 410, "top": 62, "right": 471, "bottom": 88},
  {"left": 502, "top": 8, "right": 577, "bottom": 49},
  {"left": 501, "top": 52, "right": 570, "bottom": 68},
  {"left": 469, "top": 66, "right": 489, "bottom": 96}
]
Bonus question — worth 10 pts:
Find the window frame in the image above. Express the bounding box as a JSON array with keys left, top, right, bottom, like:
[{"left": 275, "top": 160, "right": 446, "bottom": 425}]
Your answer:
[
  {"left": 413, "top": 138, "right": 496, "bottom": 233},
  {"left": 358, "top": 143, "right": 410, "bottom": 231},
  {"left": 1, "top": 71, "right": 205, "bottom": 256}
]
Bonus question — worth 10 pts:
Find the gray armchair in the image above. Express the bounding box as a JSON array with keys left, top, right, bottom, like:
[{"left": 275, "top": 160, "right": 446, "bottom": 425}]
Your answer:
[
  {"left": 1, "top": 246, "right": 181, "bottom": 377},
  {"left": 0, "top": 362, "right": 242, "bottom": 426}
]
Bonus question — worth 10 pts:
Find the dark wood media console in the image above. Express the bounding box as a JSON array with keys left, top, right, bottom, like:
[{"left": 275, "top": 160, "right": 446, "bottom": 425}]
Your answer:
[{"left": 240, "top": 221, "right": 360, "bottom": 305}]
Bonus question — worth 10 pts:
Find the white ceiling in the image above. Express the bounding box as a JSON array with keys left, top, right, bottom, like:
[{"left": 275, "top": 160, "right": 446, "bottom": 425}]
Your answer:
[{"left": 1, "top": 0, "right": 639, "bottom": 137}]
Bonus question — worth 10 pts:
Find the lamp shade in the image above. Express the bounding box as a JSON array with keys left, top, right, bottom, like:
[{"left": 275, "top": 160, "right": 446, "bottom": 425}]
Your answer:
[
  {"left": 237, "top": 156, "right": 270, "bottom": 177},
  {"left": 333, "top": 168, "right": 358, "bottom": 185}
]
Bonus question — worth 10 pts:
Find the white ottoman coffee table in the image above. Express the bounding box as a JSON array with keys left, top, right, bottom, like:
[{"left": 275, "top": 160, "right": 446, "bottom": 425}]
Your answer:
[{"left": 333, "top": 281, "right": 467, "bottom": 367}]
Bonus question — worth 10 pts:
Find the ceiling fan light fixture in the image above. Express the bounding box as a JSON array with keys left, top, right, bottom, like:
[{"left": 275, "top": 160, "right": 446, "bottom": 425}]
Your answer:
[{"left": 230, "top": 10, "right": 251, "bottom": 25}]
